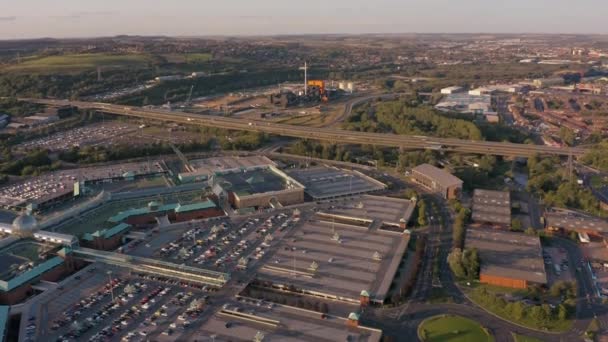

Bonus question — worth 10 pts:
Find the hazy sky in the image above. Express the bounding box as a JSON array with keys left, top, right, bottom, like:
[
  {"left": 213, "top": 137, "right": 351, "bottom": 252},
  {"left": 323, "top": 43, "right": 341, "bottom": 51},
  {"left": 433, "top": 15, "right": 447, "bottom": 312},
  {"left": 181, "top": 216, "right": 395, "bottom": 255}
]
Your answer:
[{"left": 0, "top": 0, "right": 606, "bottom": 39}]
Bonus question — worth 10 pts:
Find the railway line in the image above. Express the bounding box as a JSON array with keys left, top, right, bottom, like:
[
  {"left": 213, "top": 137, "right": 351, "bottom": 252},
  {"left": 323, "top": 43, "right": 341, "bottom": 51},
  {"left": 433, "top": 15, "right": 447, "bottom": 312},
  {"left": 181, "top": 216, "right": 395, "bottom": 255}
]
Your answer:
[{"left": 26, "top": 98, "right": 587, "bottom": 157}]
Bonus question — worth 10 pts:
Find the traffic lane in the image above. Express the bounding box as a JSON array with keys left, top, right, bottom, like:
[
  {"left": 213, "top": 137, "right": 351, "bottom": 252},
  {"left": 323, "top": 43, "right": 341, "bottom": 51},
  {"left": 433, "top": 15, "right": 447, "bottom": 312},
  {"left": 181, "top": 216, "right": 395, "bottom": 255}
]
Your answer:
[
  {"left": 26, "top": 99, "right": 586, "bottom": 157},
  {"left": 551, "top": 238, "right": 604, "bottom": 336}
]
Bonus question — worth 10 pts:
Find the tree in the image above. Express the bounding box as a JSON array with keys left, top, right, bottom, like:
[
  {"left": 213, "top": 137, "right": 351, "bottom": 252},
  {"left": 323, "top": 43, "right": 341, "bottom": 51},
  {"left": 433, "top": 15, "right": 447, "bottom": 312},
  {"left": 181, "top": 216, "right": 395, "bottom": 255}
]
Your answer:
[
  {"left": 559, "top": 127, "right": 576, "bottom": 146},
  {"left": 511, "top": 218, "right": 523, "bottom": 231},
  {"left": 511, "top": 301, "right": 525, "bottom": 320},
  {"left": 463, "top": 248, "right": 480, "bottom": 280},
  {"left": 447, "top": 248, "right": 466, "bottom": 278},
  {"left": 525, "top": 227, "right": 537, "bottom": 236},
  {"left": 417, "top": 200, "right": 428, "bottom": 226},
  {"left": 587, "top": 317, "right": 600, "bottom": 334},
  {"left": 528, "top": 305, "right": 546, "bottom": 322},
  {"left": 550, "top": 281, "right": 565, "bottom": 297},
  {"left": 557, "top": 304, "right": 568, "bottom": 321}
]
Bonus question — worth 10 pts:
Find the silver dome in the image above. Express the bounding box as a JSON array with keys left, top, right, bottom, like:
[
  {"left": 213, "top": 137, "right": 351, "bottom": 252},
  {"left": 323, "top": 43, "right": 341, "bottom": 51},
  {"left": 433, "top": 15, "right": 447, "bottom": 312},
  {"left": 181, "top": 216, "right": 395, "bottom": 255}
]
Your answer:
[{"left": 12, "top": 212, "right": 38, "bottom": 232}]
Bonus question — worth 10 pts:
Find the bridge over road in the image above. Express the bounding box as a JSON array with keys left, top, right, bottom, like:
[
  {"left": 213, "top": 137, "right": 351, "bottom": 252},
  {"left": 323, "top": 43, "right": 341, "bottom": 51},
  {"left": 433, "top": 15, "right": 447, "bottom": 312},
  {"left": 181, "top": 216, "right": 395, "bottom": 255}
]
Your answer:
[
  {"left": 25, "top": 99, "right": 587, "bottom": 158},
  {"left": 72, "top": 247, "right": 229, "bottom": 287}
]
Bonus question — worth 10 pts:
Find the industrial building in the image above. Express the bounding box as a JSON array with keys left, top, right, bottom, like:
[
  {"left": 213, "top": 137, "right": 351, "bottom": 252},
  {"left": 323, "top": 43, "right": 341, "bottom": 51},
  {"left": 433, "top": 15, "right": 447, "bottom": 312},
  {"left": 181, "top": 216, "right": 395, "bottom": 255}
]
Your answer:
[
  {"left": 82, "top": 223, "right": 131, "bottom": 251},
  {"left": 181, "top": 156, "right": 304, "bottom": 210},
  {"left": 178, "top": 155, "right": 275, "bottom": 183},
  {"left": 257, "top": 196, "right": 413, "bottom": 304},
  {"left": 544, "top": 210, "right": 608, "bottom": 241},
  {"left": 411, "top": 164, "right": 463, "bottom": 199},
  {"left": 465, "top": 229, "right": 547, "bottom": 289},
  {"left": 199, "top": 299, "right": 382, "bottom": 342},
  {"left": 212, "top": 166, "right": 305, "bottom": 209},
  {"left": 321, "top": 195, "right": 416, "bottom": 231},
  {"left": 108, "top": 199, "right": 225, "bottom": 227},
  {"left": 468, "top": 88, "right": 497, "bottom": 96},
  {"left": 533, "top": 77, "right": 565, "bottom": 88},
  {"left": 472, "top": 189, "right": 512, "bottom": 228},
  {"left": 0, "top": 242, "right": 80, "bottom": 305},
  {"left": 435, "top": 92, "right": 498, "bottom": 118},
  {"left": 287, "top": 166, "right": 386, "bottom": 200},
  {"left": 0, "top": 211, "right": 77, "bottom": 246},
  {"left": 440, "top": 86, "right": 464, "bottom": 95}
]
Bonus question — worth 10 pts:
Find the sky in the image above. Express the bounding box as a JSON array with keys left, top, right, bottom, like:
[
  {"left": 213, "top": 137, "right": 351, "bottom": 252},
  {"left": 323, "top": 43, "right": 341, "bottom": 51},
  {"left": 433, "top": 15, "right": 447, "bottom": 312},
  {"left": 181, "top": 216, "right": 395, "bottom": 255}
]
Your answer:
[{"left": 0, "top": 0, "right": 606, "bottom": 39}]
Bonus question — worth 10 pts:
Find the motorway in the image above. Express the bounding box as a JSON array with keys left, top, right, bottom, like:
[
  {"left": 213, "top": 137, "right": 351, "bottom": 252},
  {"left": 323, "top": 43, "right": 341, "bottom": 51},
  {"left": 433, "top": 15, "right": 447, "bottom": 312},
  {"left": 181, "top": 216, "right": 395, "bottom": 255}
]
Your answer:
[{"left": 26, "top": 98, "right": 587, "bottom": 158}]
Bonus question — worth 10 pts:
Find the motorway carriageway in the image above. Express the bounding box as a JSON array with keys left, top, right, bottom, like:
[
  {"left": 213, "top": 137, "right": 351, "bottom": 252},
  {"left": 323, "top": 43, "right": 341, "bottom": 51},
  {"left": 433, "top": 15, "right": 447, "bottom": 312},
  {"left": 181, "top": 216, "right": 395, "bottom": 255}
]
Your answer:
[{"left": 28, "top": 99, "right": 587, "bottom": 158}]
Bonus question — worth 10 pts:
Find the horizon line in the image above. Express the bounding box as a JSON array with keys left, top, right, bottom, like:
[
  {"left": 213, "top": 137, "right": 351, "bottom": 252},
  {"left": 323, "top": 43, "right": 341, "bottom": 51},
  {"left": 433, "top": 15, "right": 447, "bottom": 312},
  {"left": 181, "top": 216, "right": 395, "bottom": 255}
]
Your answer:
[{"left": 1, "top": 31, "right": 608, "bottom": 42}]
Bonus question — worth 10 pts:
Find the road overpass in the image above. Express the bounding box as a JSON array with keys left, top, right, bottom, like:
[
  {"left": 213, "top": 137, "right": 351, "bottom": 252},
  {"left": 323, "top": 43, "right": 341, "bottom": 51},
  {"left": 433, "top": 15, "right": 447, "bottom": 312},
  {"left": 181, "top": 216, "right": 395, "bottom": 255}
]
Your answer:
[{"left": 27, "top": 98, "right": 587, "bottom": 157}]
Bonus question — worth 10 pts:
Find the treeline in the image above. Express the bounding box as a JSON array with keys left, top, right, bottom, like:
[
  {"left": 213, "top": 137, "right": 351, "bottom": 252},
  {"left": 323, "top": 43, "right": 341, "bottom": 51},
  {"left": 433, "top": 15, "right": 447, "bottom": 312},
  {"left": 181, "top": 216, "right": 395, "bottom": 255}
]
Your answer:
[
  {"left": 417, "top": 199, "right": 428, "bottom": 226},
  {"left": 119, "top": 68, "right": 303, "bottom": 106},
  {"left": 471, "top": 284, "right": 575, "bottom": 329},
  {"left": 0, "top": 69, "right": 152, "bottom": 99},
  {"left": 286, "top": 140, "right": 354, "bottom": 162},
  {"left": 0, "top": 98, "right": 44, "bottom": 118},
  {"left": 447, "top": 248, "right": 479, "bottom": 280},
  {"left": 0, "top": 148, "right": 60, "bottom": 176},
  {"left": 344, "top": 100, "right": 483, "bottom": 140},
  {"left": 58, "top": 140, "right": 212, "bottom": 164},
  {"left": 449, "top": 199, "right": 471, "bottom": 249},
  {"left": 527, "top": 154, "right": 601, "bottom": 215},
  {"left": 581, "top": 141, "right": 608, "bottom": 171}
]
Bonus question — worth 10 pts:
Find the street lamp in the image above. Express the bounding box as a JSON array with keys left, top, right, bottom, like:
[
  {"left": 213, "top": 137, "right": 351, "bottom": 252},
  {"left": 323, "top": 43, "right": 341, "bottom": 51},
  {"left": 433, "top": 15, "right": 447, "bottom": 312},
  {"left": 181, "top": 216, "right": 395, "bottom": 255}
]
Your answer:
[{"left": 107, "top": 270, "right": 114, "bottom": 302}]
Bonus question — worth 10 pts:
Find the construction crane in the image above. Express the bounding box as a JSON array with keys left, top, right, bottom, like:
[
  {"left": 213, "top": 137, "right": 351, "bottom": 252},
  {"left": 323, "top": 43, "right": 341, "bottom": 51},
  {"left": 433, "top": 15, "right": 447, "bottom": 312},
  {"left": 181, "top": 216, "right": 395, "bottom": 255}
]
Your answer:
[{"left": 185, "top": 85, "right": 194, "bottom": 106}]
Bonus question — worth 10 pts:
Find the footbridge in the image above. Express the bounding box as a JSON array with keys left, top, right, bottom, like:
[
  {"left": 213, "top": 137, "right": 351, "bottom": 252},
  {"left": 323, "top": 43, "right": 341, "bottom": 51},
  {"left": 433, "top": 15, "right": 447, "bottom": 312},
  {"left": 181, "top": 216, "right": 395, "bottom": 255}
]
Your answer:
[{"left": 72, "top": 247, "right": 229, "bottom": 287}]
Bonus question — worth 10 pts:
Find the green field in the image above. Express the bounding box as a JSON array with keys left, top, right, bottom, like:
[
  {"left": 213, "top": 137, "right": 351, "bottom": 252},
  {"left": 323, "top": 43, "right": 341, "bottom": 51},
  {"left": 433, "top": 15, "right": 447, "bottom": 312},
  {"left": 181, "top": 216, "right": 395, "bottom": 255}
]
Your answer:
[
  {"left": 590, "top": 175, "right": 608, "bottom": 188},
  {"left": 162, "top": 53, "right": 212, "bottom": 64},
  {"left": 511, "top": 333, "right": 545, "bottom": 342},
  {"left": 418, "top": 315, "right": 494, "bottom": 342},
  {"left": 5, "top": 53, "right": 153, "bottom": 73}
]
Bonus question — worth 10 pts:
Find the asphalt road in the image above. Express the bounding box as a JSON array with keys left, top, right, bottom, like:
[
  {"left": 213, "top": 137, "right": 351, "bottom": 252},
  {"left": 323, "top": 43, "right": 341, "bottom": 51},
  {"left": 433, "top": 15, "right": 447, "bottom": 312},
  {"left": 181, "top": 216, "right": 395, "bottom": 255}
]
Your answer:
[
  {"left": 25, "top": 98, "right": 586, "bottom": 157},
  {"left": 359, "top": 179, "right": 602, "bottom": 341}
]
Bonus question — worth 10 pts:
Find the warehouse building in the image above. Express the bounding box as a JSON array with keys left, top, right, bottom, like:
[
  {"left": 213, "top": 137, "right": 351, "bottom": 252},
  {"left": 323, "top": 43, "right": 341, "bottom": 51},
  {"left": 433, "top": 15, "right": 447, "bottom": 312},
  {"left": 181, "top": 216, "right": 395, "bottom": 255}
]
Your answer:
[
  {"left": 440, "top": 86, "right": 464, "bottom": 95},
  {"left": 472, "top": 189, "right": 512, "bottom": 228},
  {"left": 411, "top": 164, "right": 462, "bottom": 199},
  {"left": 108, "top": 199, "right": 225, "bottom": 227},
  {"left": 288, "top": 166, "right": 386, "bottom": 200},
  {"left": 212, "top": 166, "right": 305, "bottom": 209},
  {"left": 465, "top": 229, "right": 547, "bottom": 289},
  {"left": 257, "top": 196, "right": 413, "bottom": 305},
  {"left": 200, "top": 299, "right": 382, "bottom": 342},
  {"left": 544, "top": 210, "right": 608, "bottom": 238},
  {"left": 0, "top": 255, "right": 68, "bottom": 305},
  {"left": 82, "top": 223, "right": 131, "bottom": 251},
  {"left": 178, "top": 155, "right": 275, "bottom": 183}
]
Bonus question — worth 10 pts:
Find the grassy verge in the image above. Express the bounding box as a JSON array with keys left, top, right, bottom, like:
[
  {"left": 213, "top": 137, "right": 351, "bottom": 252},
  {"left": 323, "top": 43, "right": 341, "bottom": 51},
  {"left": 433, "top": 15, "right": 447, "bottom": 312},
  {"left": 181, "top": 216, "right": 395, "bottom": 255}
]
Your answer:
[
  {"left": 5, "top": 53, "right": 153, "bottom": 73},
  {"left": 463, "top": 284, "right": 573, "bottom": 332},
  {"left": 590, "top": 175, "right": 608, "bottom": 188},
  {"left": 418, "top": 314, "right": 494, "bottom": 342}
]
